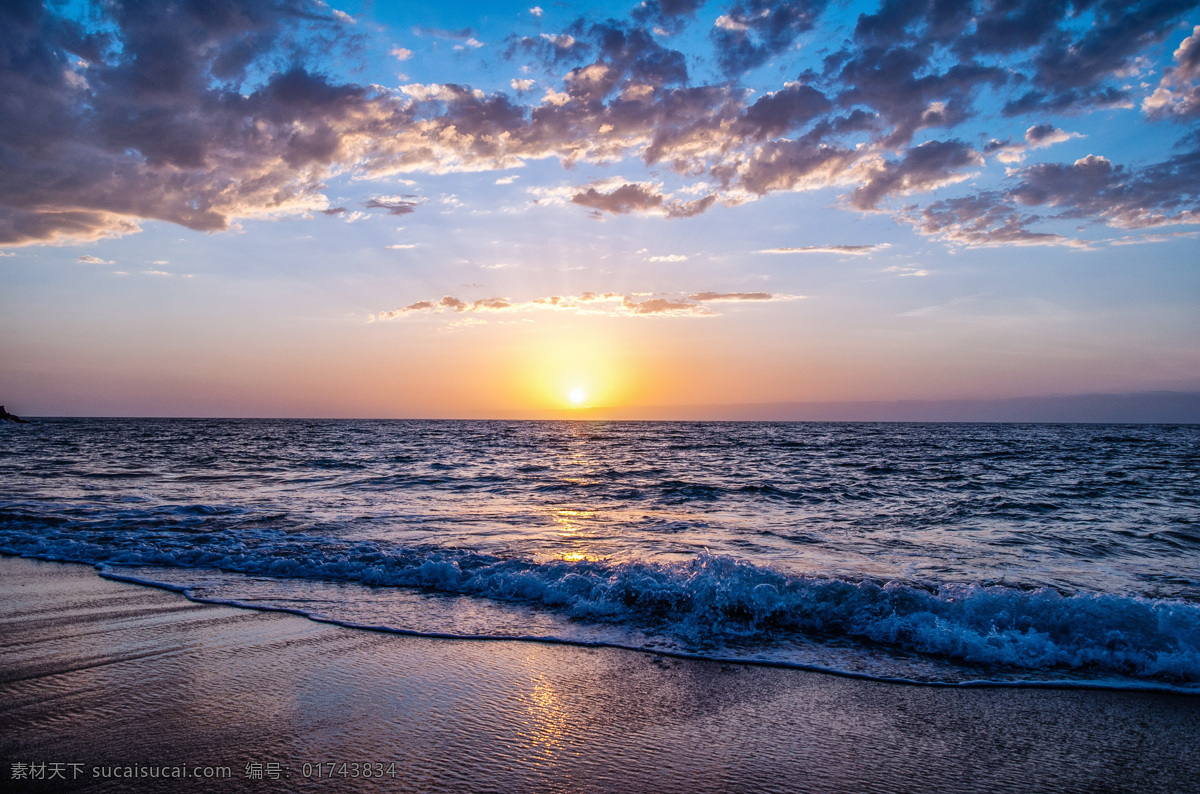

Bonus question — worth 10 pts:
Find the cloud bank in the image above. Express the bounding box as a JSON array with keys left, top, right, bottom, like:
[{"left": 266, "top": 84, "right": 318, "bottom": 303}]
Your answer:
[{"left": 3, "top": 0, "right": 1198, "bottom": 249}]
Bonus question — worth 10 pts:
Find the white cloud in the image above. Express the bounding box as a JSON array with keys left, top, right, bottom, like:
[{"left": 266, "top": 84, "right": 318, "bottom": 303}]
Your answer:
[
  {"left": 511, "top": 78, "right": 535, "bottom": 91},
  {"left": 331, "top": 9, "right": 354, "bottom": 24},
  {"left": 391, "top": 46, "right": 413, "bottom": 61},
  {"left": 529, "top": 6, "right": 543, "bottom": 16},
  {"left": 386, "top": 243, "right": 417, "bottom": 249},
  {"left": 884, "top": 265, "right": 930, "bottom": 277},
  {"left": 714, "top": 15, "right": 748, "bottom": 32},
  {"left": 1108, "top": 230, "right": 1200, "bottom": 246},
  {"left": 540, "top": 33, "right": 576, "bottom": 48},
  {"left": 495, "top": 175, "right": 519, "bottom": 185},
  {"left": 647, "top": 254, "right": 688, "bottom": 262},
  {"left": 77, "top": 254, "right": 114, "bottom": 264}
]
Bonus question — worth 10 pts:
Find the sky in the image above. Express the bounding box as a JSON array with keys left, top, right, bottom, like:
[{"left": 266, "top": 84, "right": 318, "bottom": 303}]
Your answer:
[{"left": 1, "top": 0, "right": 1199, "bottom": 419}]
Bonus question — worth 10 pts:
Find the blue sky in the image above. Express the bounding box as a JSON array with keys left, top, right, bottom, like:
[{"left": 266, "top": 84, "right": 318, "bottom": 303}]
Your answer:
[{"left": 1, "top": 0, "right": 1198, "bottom": 417}]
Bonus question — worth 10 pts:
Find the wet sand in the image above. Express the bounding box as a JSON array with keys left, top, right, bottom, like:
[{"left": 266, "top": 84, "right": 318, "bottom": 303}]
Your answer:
[{"left": 1, "top": 555, "right": 1197, "bottom": 793}]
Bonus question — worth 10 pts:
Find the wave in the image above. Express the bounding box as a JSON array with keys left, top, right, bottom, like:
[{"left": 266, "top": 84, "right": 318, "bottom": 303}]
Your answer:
[{"left": 2, "top": 525, "right": 1197, "bottom": 690}]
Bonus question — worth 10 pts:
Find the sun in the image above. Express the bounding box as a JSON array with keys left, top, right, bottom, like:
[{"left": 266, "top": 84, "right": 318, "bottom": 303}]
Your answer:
[{"left": 568, "top": 388, "right": 586, "bottom": 406}]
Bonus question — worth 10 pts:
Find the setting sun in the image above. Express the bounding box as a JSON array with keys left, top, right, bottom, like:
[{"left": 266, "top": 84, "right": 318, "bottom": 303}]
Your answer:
[{"left": 568, "top": 388, "right": 586, "bottom": 406}]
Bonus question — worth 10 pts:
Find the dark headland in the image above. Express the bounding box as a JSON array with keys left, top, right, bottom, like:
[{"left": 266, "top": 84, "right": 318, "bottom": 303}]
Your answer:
[{"left": 0, "top": 406, "right": 28, "bottom": 423}]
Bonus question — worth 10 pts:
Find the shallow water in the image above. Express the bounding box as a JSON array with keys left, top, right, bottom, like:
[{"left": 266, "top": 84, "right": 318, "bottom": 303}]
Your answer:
[{"left": 2, "top": 419, "right": 1198, "bottom": 689}]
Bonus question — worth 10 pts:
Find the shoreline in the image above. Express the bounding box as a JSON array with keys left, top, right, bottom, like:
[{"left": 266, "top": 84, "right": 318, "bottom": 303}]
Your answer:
[
  {"left": 3, "top": 555, "right": 1199, "bottom": 792},
  {"left": 88, "top": 559, "right": 1200, "bottom": 695}
]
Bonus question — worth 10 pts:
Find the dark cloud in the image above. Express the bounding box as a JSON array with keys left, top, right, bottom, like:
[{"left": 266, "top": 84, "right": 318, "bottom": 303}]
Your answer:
[
  {"left": 1002, "top": 85, "right": 1130, "bottom": 117},
  {"left": 1022, "top": 2, "right": 1193, "bottom": 90},
  {"left": 572, "top": 183, "right": 664, "bottom": 214},
  {"left": 1012, "top": 149, "right": 1200, "bottom": 228},
  {"left": 912, "top": 192, "right": 1072, "bottom": 247},
  {"left": 1025, "top": 123, "right": 1060, "bottom": 145},
  {"left": 711, "top": 0, "right": 829, "bottom": 75},
  {"left": 831, "top": 1, "right": 1197, "bottom": 138},
  {"left": 850, "top": 139, "right": 982, "bottom": 211},
  {"left": 832, "top": 44, "right": 1007, "bottom": 145},
  {"left": 737, "top": 81, "right": 831, "bottom": 139},
  {"left": 365, "top": 196, "right": 421, "bottom": 215},
  {"left": 852, "top": 0, "right": 975, "bottom": 48},
  {"left": 632, "top": 0, "right": 708, "bottom": 32},
  {"left": 736, "top": 140, "right": 859, "bottom": 195},
  {"left": 570, "top": 183, "right": 717, "bottom": 218},
  {"left": 910, "top": 144, "right": 1200, "bottom": 245},
  {"left": 0, "top": 0, "right": 399, "bottom": 246},
  {"left": 5, "top": 0, "right": 1197, "bottom": 251}
]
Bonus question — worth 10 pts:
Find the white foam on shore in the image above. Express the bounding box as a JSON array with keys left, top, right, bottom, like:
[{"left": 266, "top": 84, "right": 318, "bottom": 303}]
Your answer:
[{"left": 5, "top": 535, "right": 1188, "bottom": 693}]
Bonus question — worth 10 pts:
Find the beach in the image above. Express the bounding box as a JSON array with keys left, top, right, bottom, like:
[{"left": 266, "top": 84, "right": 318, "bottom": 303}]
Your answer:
[{"left": 2, "top": 555, "right": 1197, "bottom": 793}]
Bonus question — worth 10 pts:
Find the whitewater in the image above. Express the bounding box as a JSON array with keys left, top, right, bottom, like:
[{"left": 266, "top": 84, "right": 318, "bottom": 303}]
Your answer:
[{"left": 1, "top": 419, "right": 1197, "bottom": 690}]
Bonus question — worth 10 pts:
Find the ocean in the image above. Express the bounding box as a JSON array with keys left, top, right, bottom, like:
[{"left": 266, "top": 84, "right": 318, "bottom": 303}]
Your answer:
[{"left": 2, "top": 419, "right": 1197, "bottom": 691}]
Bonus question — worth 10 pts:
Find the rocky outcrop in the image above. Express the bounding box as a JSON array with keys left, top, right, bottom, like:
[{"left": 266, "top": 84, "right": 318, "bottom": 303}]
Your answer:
[{"left": 0, "top": 406, "right": 29, "bottom": 423}]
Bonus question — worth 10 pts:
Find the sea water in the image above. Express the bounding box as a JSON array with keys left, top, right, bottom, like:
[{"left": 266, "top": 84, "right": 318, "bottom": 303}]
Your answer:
[{"left": 1, "top": 419, "right": 1197, "bottom": 690}]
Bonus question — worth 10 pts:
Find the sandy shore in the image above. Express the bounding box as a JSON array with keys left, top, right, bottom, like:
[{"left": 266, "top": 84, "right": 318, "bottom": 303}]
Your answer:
[{"left": 1, "top": 555, "right": 1197, "bottom": 793}]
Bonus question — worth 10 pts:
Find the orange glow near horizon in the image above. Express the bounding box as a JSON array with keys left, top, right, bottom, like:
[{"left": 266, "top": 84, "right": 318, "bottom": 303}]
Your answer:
[{"left": 503, "top": 324, "right": 636, "bottom": 412}]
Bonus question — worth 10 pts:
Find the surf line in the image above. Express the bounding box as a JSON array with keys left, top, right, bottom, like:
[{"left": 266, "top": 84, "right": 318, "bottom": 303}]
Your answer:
[{"left": 63, "top": 560, "right": 1193, "bottom": 697}]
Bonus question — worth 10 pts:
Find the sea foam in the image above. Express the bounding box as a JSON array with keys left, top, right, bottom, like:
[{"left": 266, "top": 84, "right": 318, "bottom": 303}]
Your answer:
[{"left": 2, "top": 527, "right": 1197, "bottom": 688}]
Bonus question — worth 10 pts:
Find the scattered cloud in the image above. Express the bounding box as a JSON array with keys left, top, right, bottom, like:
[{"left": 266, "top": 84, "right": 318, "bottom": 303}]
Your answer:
[
  {"left": 569, "top": 181, "right": 717, "bottom": 219},
  {"left": 2, "top": 0, "right": 1197, "bottom": 250},
  {"left": 757, "top": 244, "right": 891, "bottom": 255},
  {"left": 365, "top": 196, "right": 422, "bottom": 216},
  {"left": 414, "top": 26, "right": 475, "bottom": 41},
  {"left": 850, "top": 140, "right": 984, "bottom": 211},
  {"left": 647, "top": 254, "right": 688, "bottom": 262},
  {"left": 884, "top": 265, "right": 929, "bottom": 277},
  {"left": 710, "top": 0, "right": 826, "bottom": 76},
  {"left": 1108, "top": 230, "right": 1200, "bottom": 246},
  {"left": 530, "top": 7, "right": 543, "bottom": 17},
  {"left": 385, "top": 243, "right": 417, "bottom": 249},
  {"left": 1144, "top": 25, "right": 1200, "bottom": 118},
  {"left": 495, "top": 175, "right": 519, "bottom": 185},
  {"left": 986, "top": 125, "right": 1084, "bottom": 164},
  {"left": 375, "top": 289, "right": 799, "bottom": 321},
  {"left": 540, "top": 33, "right": 577, "bottom": 49},
  {"left": 78, "top": 255, "right": 114, "bottom": 265},
  {"left": 688, "top": 291, "right": 780, "bottom": 301}
]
